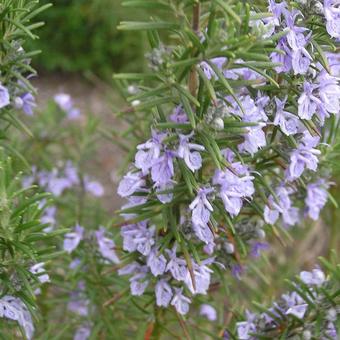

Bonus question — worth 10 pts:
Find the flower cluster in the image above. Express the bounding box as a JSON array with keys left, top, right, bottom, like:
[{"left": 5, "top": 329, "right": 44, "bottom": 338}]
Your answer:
[
  {"left": 54, "top": 93, "right": 81, "bottom": 120},
  {"left": 116, "top": 0, "right": 339, "bottom": 315},
  {"left": 23, "top": 161, "right": 104, "bottom": 232},
  {"left": 235, "top": 268, "right": 338, "bottom": 339},
  {"left": 63, "top": 224, "right": 120, "bottom": 264},
  {"left": 0, "top": 296, "right": 35, "bottom": 339}
]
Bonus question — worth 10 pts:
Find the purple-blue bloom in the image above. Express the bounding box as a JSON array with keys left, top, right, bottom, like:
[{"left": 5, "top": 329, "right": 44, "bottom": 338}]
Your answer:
[
  {"left": 177, "top": 133, "right": 205, "bottom": 172},
  {"left": 300, "top": 268, "right": 326, "bottom": 286},
  {"left": 147, "top": 249, "right": 167, "bottom": 276},
  {"left": 14, "top": 92, "right": 36, "bottom": 116},
  {"left": 305, "top": 180, "right": 329, "bottom": 221},
  {"left": 0, "top": 84, "right": 10, "bottom": 109},
  {"left": 74, "top": 323, "right": 91, "bottom": 340},
  {"left": 184, "top": 260, "right": 213, "bottom": 295},
  {"left": 54, "top": 93, "right": 81, "bottom": 120},
  {"left": 200, "top": 304, "right": 217, "bottom": 321},
  {"left": 324, "top": 0, "right": 340, "bottom": 39},
  {"left": 151, "top": 150, "right": 175, "bottom": 185},
  {"left": 63, "top": 224, "right": 84, "bottom": 254},
  {"left": 236, "top": 310, "right": 257, "bottom": 340},
  {"left": 117, "top": 171, "right": 146, "bottom": 198},
  {"left": 135, "top": 130, "right": 165, "bottom": 175},
  {"left": 121, "top": 221, "right": 155, "bottom": 256},
  {"left": 213, "top": 150, "right": 254, "bottom": 217},
  {"left": 170, "top": 105, "right": 188, "bottom": 123},
  {"left": 155, "top": 279, "right": 173, "bottom": 307},
  {"left": 0, "top": 296, "right": 34, "bottom": 339},
  {"left": 288, "top": 132, "right": 320, "bottom": 180},
  {"left": 274, "top": 97, "right": 301, "bottom": 136},
  {"left": 171, "top": 287, "right": 191, "bottom": 315},
  {"left": 95, "top": 226, "right": 120, "bottom": 264},
  {"left": 165, "top": 245, "right": 188, "bottom": 281},
  {"left": 190, "top": 187, "right": 214, "bottom": 229},
  {"left": 298, "top": 82, "right": 322, "bottom": 120},
  {"left": 264, "top": 186, "right": 299, "bottom": 226},
  {"left": 249, "top": 241, "right": 270, "bottom": 258},
  {"left": 84, "top": 178, "right": 104, "bottom": 197}
]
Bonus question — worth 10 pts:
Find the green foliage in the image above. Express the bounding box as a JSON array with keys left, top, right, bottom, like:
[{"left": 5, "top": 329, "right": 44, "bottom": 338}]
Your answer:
[
  {"left": 0, "top": 153, "right": 57, "bottom": 307},
  {"left": 27, "top": 0, "right": 147, "bottom": 76}
]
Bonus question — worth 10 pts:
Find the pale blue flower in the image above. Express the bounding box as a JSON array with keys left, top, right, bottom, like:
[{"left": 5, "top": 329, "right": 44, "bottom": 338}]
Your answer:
[
  {"left": 95, "top": 226, "right": 120, "bottom": 264},
  {"left": 155, "top": 279, "right": 173, "bottom": 307},
  {"left": 63, "top": 224, "right": 84, "bottom": 254},
  {"left": 171, "top": 287, "right": 191, "bottom": 315},
  {"left": 117, "top": 171, "right": 146, "bottom": 198},
  {"left": 135, "top": 130, "right": 165, "bottom": 175},
  {"left": 177, "top": 133, "right": 205, "bottom": 172},
  {"left": 0, "top": 296, "right": 34, "bottom": 339},
  {"left": 305, "top": 180, "right": 329, "bottom": 220},
  {"left": 0, "top": 84, "right": 10, "bottom": 109},
  {"left": 300, "top": 268, "right": 326, "bottom": 286},
  {"left": 200, "top": 304, "right": 217, "bottom": 321},
  {"left": 147, "top": 248, "right": 167, "bottom": 276}
]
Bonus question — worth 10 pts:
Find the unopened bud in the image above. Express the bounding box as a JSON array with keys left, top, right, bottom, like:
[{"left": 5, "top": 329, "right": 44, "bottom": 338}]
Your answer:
[
  {"left": 224, "top": 242, "right": 235, "bottom": 254},
  {"left": 256, "top": 229, "right": 266, "bottom": 239},
  {"left": 211, "top": 117, "right": 224, "bottom": 130}
]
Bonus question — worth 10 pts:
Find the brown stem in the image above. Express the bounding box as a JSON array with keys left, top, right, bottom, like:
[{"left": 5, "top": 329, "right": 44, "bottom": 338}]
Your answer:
[
  {"left": 189, "top": 2, "right": 200, "bottom": 97},
  {"left": 192, "top": 2, "right": 200, "bottom": 33}
]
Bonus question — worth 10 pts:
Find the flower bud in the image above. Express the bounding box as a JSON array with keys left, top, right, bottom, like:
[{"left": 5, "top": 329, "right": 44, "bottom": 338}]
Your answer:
[
  {"left": 224, "top": 242, "right": 234, "bottom": 254},
  {"left": 211, "top": 117, "right": 224, "bottom": 130},
  {"left": 14, "top": 96, "right": 23, "bottom": 109},
  {"left": 256, "top": 229, "right": 266, "bottom": 239},
  {"left": 131, "top": 100, "right": 140, "bottom": 107},
  {"left": 302, "top": 330, "right": 312, "bottom": 340}
]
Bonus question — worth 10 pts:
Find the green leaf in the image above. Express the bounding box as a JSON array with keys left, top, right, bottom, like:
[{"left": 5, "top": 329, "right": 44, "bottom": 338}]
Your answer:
[
  {"left": 214, "top": 0, "right": 241, "bottom": 24},
  {"left": 118, "top": 21, "right": 179, "bottom": 31},
  {"left": 122, "top": 1, "right": 171, "bottom": 10},
  {"left": 180, "top": 93, "right": 196, "bottom": 129}
]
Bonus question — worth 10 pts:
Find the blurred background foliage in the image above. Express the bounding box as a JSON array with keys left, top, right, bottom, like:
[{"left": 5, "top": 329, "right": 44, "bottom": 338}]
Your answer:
[{"left": 27, "top": 0, "right": 147, "bottom": 77}]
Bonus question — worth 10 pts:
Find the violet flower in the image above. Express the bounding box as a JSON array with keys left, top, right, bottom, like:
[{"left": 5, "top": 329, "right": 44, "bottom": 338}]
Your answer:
[
  {"left": 30, "top": 262, "right": 50, "bottom": 284},
  {"left": 151, "top": 150, "right": 175, "bottom": 185},
  {"left": 135, "top": 130, "right": 165, "bottom": 175},
  {"left": 324, "top": 0, "right": 340, "bottom": 39},
  {"left": 121, "top": 221, "right": 155, "bottom": 256},
  {"left": 305, "top": 180, "right": 329, "bottom": 220},
  {"left": 74, "top": 324, "right": 91, "bottom": 340},
  {"left": 200, "top": 304, "right": 217, "bottom": 321},
  {"left": 0, "top": 84, "right": 10, "bottom": 109},
  {"left": 54, "top": 93, "right": 81, "bottom": 119},
  {"left": 236, "top": 310, "right": 257, "bottom": 340},
  {"left": 177, "top": 133, "right": 205, "bottom": 172},
  {"left": 300, "top": 268, "right": 326, "bottom": 286},
  {"left": 213, "top": 151, "right": 254, "bottom": 217},
  {"left": 273, "top": 97, "right": 301, "bottom": 136},
  {"left": 288, "top": 133, "right": 321, "bottom": 180},
  {"left": 0, "top": 296, "right": 34, "bottom": 339},
  {"left": 264, "top": 186, "right": 299, "bottom": 226},
  {"left": 171, "top": 287, "right": 191, "bottom": 315},
  {"left": 95, "top": 227, "right": 120, "bottom": 264},
  {"left": 128, "top": 265, "right": 149, "bottom": 296},
  {"left": 63, "top": 224, "right": 84, "bottom": 254},
  {"left": 184, "top": 260, "right": 213, "bottom": 295},
  {"left": 147, "top": 248, "right": 167, "bottom": 276},
  {"left": 169, "top": 105, "right": 188, "bottom": 123},
  {"left": 117, "top": 171, "right": 146, "bottom": 198},
  {"left": 155, "top": 279, "right": 173, "bottom": 307},
  {"left": 298, "top": 82, "right": 322, "bottom": 120},
  {"left": 165, "top": 245, "right": 188, "bottom": 281},
  {"left": 84, "top": 177, "right": 104, "bottom": 197},
  {"left": 190, "top": 187, "right": 214, "bottom": 229},
  {"left": 14, "top": 92, "right": 36, "bottom": 116}
]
